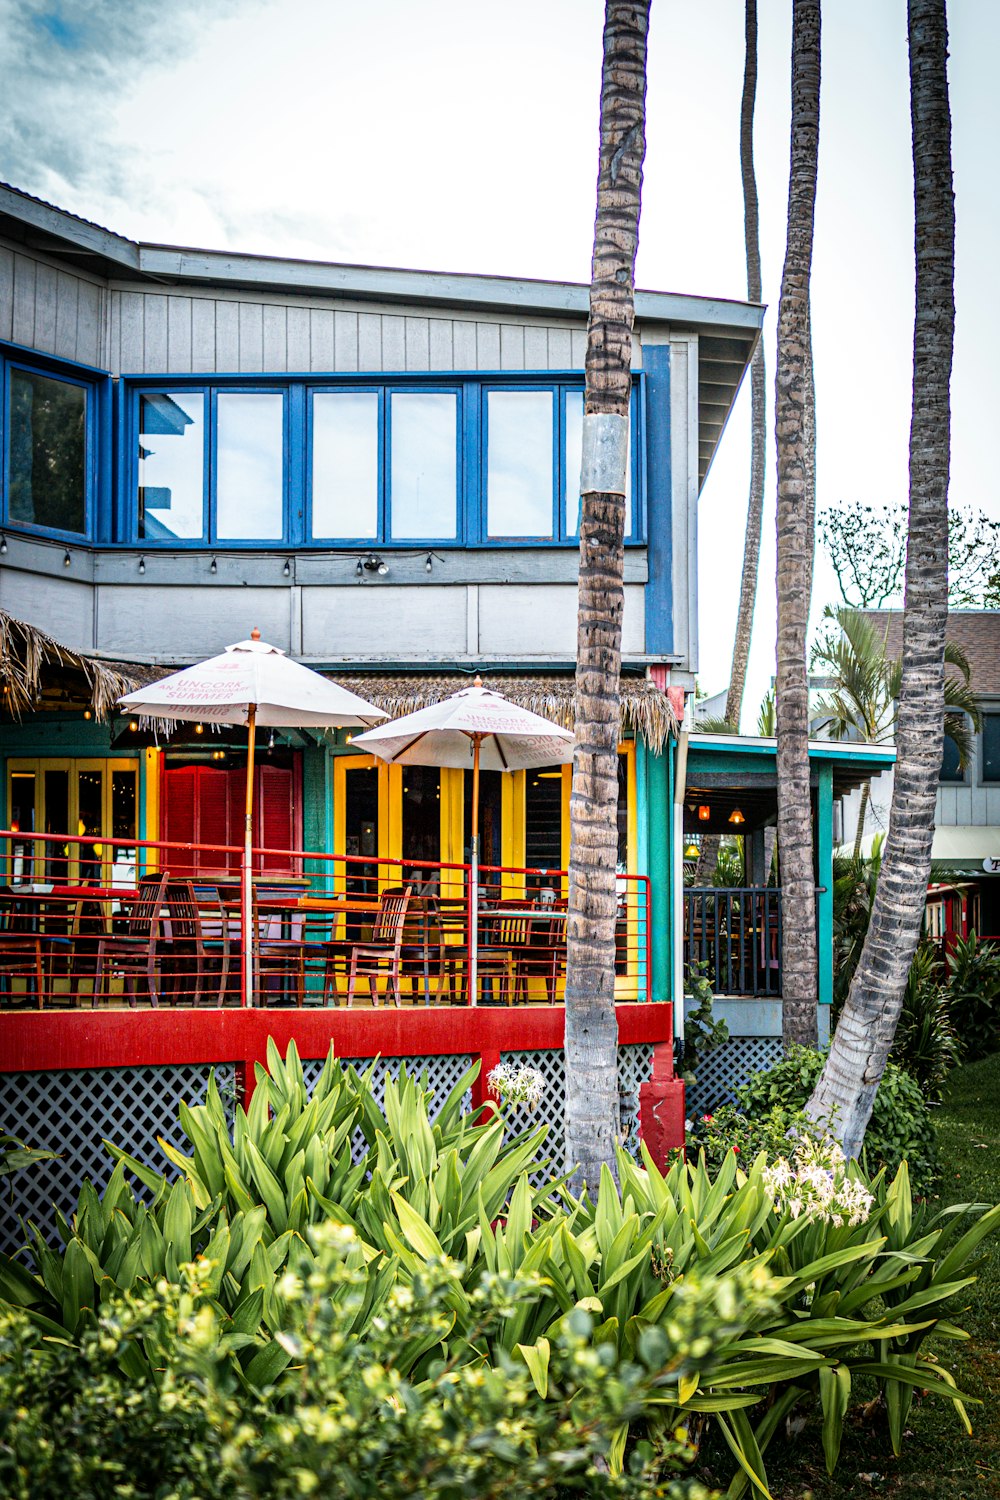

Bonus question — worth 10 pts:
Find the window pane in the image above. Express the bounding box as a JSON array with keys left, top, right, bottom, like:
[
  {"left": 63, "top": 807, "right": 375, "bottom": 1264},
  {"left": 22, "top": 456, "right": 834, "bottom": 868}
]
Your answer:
[
  {"left": 8, "top": 369, "right": 86, "bottom": 534},
  {"left": 216, "top": 393, "right": 284, "bottom": 540},
  {"left": 487, "top": 390, "right": 554, "bottom": 537},
  {"left": 982, "top": 715, "right": 1000, "bottom": 782},
  {"left": 138, "top": 392, "right": 205, "bottom": 539},
  {"left": 563, "top": 390, "right": 632, "bottom": 538},
  {"left": 312, "top": 392, "right": 378, "bottom": 538},
  {"left": 940, "top": 734, "right": 964, "bottom": 782},
  {"left": 389, "top": 392, "right": 457, "bottom": 539}
]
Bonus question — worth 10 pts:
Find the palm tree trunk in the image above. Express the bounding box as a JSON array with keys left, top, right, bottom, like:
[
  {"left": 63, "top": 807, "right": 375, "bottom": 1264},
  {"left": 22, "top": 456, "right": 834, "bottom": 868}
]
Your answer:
[
  {"left": 852, "top": 779, "right": 871, "bottom": 862},
  {"left": 724, "top": 0, "right": 766, "bottom": 734},
  {"left": 807, "top": 0, "right": 953, "bottom": 1156},
  {"left": 564, "top": 0, "right": 649, "bottom": 1195},
  {"left": 776, "top": 0, "right": 821, "bottom": 1048}
]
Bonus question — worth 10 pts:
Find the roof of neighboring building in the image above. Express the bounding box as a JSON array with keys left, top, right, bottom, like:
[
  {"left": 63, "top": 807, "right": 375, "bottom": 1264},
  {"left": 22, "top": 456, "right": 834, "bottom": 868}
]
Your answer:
[
  {"left": 862, "top": 610, "right": 1000, "bottom": 696},
  {"left": 0, "top": 180, "right": 763, "bottom": 494}
]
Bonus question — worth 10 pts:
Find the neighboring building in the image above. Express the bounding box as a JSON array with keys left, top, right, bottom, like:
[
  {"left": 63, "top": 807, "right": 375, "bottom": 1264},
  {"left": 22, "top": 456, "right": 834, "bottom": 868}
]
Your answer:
[{"left": 836, "top": 610, "right": 1000, "bottom": 940}]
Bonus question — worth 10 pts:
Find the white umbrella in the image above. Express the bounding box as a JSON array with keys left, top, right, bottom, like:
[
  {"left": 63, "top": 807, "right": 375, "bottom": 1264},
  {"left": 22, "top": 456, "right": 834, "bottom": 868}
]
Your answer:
[
  {"left": 119, "top": 629, "right": 386, "bottom": 1005},
  {"left": 353, "top": 679, "right": 574, "bottom": 1002}
]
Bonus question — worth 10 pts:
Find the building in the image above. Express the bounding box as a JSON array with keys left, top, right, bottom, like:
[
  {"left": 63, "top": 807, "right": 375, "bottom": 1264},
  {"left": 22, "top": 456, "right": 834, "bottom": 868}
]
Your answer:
[{"left": 0, "top": 183, "right": 886, "bottom": 1235}]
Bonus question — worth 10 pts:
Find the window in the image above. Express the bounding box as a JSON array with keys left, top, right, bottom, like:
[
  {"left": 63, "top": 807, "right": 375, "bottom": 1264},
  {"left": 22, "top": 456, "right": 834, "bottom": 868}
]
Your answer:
[
  {"left": 940, "top": 732, "right": 966, "bottom": 783},
  {"left": 5, "top": 758, "right": 138, "bottom": 885},
  {"left": 982, "top": 714, "right": 1000, "bottom": 782},
  {"left": 129, "top": 376, "right": 643, "bottom": 546},
  {"left": 5, "top": 364, "right": 90, "bottom": 536}
]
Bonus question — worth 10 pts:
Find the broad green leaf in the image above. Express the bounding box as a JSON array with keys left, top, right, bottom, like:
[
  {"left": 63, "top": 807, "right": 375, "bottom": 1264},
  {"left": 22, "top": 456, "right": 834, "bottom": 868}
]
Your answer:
[{"left": 516, "top": 1337, "right": 550, "bottom": 1398}]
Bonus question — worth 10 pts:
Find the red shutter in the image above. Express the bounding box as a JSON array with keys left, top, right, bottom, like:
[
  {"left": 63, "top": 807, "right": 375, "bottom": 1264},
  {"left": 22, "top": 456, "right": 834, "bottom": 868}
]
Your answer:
[
  {"left": 162, "top": 766, "right": 198, "bottom": 874},
  {"left": 199, "top": 768, "right": 234, "bottom": 875},
  {"left": 256, "top": 764, "right": 295, "bottom": 872}
]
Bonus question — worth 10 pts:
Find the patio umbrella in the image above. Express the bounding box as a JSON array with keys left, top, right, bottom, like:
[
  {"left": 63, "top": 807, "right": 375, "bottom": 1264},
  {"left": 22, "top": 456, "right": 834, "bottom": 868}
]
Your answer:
[
  {"left": 118, "top": 629, "right": 386, "bottom": 1005},
  {"left": 352, "top": 679, "right": 574, "bottom": 1002}
]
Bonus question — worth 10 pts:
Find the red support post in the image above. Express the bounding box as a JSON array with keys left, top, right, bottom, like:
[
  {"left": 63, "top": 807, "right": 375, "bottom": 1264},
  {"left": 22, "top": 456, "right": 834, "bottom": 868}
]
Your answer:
[{"left": 638, "top": 1040, "right": 686, "bottom": 1169}]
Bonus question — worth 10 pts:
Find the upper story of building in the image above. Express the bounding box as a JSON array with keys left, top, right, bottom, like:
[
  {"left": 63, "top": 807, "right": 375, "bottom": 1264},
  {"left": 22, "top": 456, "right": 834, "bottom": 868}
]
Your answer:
[{"left": 0, "top": 183, "right": 762, "bottom": 676}]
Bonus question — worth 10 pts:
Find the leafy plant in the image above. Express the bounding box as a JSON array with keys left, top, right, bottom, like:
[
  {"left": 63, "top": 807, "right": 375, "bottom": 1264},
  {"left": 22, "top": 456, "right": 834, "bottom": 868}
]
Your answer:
[
  {"left": 889, "top": 942, "right": 962, "bottom": 1100},
  {"left": 680, "top": 963, "right": 729, "bottom": 1089},
  {"left": 734, "top": 1044, "right": 940, "bottom": 1194},
  {"left": 944, "top": 931, "right": 1000, "bottom": 1058},
  {"left": 0, "top": 1133, "right": 58, "bottom": 1190}
]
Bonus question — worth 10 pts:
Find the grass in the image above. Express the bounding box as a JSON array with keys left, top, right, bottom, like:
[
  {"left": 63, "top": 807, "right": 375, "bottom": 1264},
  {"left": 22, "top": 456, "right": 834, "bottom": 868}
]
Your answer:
[{"left": 699, "top": 1053, "right": 1000, "bottom": 1500}]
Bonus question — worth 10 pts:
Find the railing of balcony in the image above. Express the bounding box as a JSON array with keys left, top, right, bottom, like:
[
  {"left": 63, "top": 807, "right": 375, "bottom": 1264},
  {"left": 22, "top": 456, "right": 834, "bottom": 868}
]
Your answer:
[
  {"left": 683, "top": 886, "right": 783, "bottom": 998},
  {"left": 0, "top": 828, "right": 650, "bottom": 1010}
]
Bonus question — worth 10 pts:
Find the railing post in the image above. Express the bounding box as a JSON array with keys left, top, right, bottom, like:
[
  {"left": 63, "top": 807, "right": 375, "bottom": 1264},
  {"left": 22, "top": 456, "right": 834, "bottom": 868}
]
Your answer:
[
  {"left": 471, "top": 1047, "right": 501, "bottom": 1117},
  {"left": 638, "top": 1039, "right": 685, "bottom": 1168}
]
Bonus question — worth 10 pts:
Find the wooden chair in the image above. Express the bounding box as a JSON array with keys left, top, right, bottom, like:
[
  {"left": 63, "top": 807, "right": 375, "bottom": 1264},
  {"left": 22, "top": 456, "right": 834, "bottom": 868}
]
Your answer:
[
  {"left": 399, "top": 895, "right": 446, "bottom": 1003},
  {"left": 92, "top": 873, "right": 168, "bottom": 1007},
  {"left": 0, "top": 934, "right": 46, "bottom": 1008},
  {"left": 478, "top": 902, "right": 535, "bottom": 1005},
  {"left": 345, "top": 885, "right": 412, "bottom": 1008},
  {"left": 194, "top": 886, "right": 232, "bottom": 1005}
]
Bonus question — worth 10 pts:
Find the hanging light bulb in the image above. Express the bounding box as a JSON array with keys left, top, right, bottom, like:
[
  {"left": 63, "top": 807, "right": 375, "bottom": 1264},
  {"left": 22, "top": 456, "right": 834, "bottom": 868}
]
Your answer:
[
  {"left": 283, "top": 559, "right": 291, "bottom": 577},
  {"left": 83, "top": 708, "right": 92, "bottom": 721},
  {"left": 728, "top": 807, "right": 746, "bottom": 825},
  {"left": 0, "top": 533, "right": 7, "bottom": 555},
  {"left": 210, "top": 557, "right": 218, "bottom": 574},
  {"left": 63, "top": 550, "right": 72, "bottom": 567},
  {"left": 138, "top": 555, "right": 146, "bottom": 574},
  {"left": 194, "top": 723, "right": 204, "bottom": 735},
  {"left": 697, "top": 804, "right": 711, "bottom": 821},
  {"left": 355, "top": 557, "right": 364, "bottom": 577},
  {"left": 129, "top": 719, "right": 138, "bottom": 732},
  {"left": 425, "top": 553, "right": 433, "bottom": 573},
  {"left": 684, "top": 841, "right": 701, "bottom": 860}
]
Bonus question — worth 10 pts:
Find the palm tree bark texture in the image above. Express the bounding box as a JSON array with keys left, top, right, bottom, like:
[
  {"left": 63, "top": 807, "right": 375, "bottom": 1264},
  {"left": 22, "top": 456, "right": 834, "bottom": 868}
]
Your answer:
[
  {"left": 775, "top": 0, "right": 821, "bottom": 1048},
  {"left": 808, "top": 0, "right": 954, "bottom": 1157},
  {"left": 564, "top": 0, "right": 649, "bottom": 1195}
]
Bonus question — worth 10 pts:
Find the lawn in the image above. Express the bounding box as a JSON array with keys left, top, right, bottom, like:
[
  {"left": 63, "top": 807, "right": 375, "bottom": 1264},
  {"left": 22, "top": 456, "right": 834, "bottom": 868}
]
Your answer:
[{"left": 701, "top": 1053, "right": 1000, "bottom": 1500}]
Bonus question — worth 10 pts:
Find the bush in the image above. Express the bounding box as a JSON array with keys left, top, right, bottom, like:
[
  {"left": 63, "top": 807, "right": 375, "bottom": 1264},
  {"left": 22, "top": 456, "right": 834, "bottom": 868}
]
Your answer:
[
  {"left": 730, "top": 1044, "right": 940, "bottom": 1193},
  {"left": 944, "top": 931, "right": 1000, "bottom": 1058},
  {"left": 889, "top": 942, "right": 962, "bottom": 1100}
]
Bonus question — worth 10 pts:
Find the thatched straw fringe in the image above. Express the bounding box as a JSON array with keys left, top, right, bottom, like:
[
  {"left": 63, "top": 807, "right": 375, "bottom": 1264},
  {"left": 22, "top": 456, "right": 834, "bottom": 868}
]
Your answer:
[
  {"left": 335, "top": 674, "right": 678, "bottom": 753},
  {"left": 0, "top": 609, "right": 142, "bottom": 720}
]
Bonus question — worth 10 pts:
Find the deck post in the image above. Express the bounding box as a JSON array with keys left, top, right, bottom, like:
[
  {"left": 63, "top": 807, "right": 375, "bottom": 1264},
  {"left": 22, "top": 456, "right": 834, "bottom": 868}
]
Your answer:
[{"left": 638, "top": 1037, "right": 685, "bottom": 1166}]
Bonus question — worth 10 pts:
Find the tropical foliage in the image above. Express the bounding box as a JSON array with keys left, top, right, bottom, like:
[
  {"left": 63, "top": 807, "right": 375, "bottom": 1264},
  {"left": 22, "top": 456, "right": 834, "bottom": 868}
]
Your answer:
[
  {"left": 2, "top": 1042, "right": 998, "bottom": 1498},
  {"left": 943, "top": 933, "right": 1000, "bottom": 1059}
]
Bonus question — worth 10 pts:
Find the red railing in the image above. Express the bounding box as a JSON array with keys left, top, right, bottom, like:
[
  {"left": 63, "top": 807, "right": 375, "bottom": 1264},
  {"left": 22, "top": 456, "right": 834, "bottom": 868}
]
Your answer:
[{"left": 0, "top": 829, "right": 651, "bottom": 1011}]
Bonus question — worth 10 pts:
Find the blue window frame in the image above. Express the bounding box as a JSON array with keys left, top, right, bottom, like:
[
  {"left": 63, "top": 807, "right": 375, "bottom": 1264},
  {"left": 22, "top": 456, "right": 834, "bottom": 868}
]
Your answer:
[
  {"left": 125, "top": 373, "right": 644, "bottom": 548},
  {"left": 1, "top": 349, "right": 101, "bottom": 542}
]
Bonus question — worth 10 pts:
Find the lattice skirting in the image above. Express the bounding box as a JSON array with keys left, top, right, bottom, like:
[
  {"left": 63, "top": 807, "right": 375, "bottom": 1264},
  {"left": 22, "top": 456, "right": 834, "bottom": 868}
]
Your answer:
[
  {"left": 1, "top": 1063, "right": 237, "bottom": 1257},
  {"left": 499, "top": 1043, "right": 655, "bottom": 1176},
  {"left": 686, "top": 1036, "right": 784, "bottom": 1119}
]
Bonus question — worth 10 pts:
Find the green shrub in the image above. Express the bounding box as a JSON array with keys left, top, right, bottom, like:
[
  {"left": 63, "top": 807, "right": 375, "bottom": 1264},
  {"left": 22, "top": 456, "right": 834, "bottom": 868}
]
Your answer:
[
  {"left": 945, "top": 931, "right": 1000, "bottom": 1057},
  {"left": 731, "top": 1044, "right": 940, "bottom": 1193},
  {"left": 889, "top": 942, "right": 962, "bottom": 1100}
]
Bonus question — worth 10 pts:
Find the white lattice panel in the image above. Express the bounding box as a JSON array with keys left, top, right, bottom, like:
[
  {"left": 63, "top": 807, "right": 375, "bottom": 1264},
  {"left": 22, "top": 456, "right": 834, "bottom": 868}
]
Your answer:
[
  {"left": 618, "top": 1042, "right": 654, "bottom": 1158},
  {"left": 1, "top": 1064, "right": 237, "bottom": 1256},
  {"left": 499, "top": 1045, "right": 655, "bottom": 1175},
  {"left": 301, "top": 1054, "right": 474, "bottom": 1113},
  {"left": 686, "top": 1036, "right": 783, "bottom": 1119}
]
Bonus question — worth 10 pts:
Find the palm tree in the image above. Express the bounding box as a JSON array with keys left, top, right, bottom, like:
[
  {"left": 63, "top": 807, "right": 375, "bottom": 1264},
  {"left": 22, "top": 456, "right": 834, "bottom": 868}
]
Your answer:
[
  {"left": 563, "top": 0, "right": 650, "bottom": 1194},
  {"left": 775, "top": 0, "right": 821, "bottom": 1049},
  {"left": 723, "top": 0, "right": 766, "bottom": 735},
  {"left": 813, "top": 605, "right": 979, "bottom": 858},
  {"left": 807, "top": 0, "right": 955, "bottom": 1158}
]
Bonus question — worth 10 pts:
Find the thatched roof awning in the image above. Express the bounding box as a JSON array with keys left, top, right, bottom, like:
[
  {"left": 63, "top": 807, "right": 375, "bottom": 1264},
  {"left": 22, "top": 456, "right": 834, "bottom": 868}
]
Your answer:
[
  {"left": 0, "top": 609, "right": 146, "bottom": 720},
  {"left": 333, "top": 673, "right": 678, "bottom": 753}
]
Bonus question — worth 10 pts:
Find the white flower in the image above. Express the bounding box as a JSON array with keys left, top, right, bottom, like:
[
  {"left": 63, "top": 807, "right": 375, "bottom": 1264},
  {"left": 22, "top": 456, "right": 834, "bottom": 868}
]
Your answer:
[
  {"left": 762, "top": 1133, "right": 874, "bottom": 1227},
  {"left": 488, "top": 1062, "right": 546, "bottom": 1109}
]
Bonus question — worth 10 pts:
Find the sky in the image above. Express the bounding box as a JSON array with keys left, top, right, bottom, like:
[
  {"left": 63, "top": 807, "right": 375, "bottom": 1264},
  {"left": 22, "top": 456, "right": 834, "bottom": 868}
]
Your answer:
[{"left": 2, "top": 0, "right": 996, "bottom": 724}]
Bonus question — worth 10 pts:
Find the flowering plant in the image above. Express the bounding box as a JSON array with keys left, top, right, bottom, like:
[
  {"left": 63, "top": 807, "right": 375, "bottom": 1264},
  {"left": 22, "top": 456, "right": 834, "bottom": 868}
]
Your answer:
[
  {"left": 487, "top": 1062, "right": 546, "bottom": 1110},
  {"left": 762, "top": 1133, "right": 875, "bottom": 1227}
]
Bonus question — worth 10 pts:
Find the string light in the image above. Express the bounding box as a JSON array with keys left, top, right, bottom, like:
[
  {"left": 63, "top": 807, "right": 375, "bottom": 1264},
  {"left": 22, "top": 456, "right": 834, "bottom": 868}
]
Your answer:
[
  {"left": 138, "top": 556, "right": 145, "bottom": 574},
  {"left": 210, "top": 557, "right": 218, "bottom": 574}
]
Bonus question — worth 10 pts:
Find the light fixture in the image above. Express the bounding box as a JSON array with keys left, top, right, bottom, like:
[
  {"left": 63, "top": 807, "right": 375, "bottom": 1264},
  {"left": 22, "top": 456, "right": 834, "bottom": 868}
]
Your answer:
[
  {"left": 63, "top": 550, "right": 71, "bottom": 567},
  {"left": 194, "top": 723, "right": 204, "bottom": 735},
  {"left": 138, "top": 555, "right": 146, "bottom": 574},
  {"left": 83, "top": 708, "right": 92, "bottom": 721},
  {"left": 0, "top": 533, "right": 7, "bottom": 555},
  {"left": 355, "top": 558, "right": 364, "bottom": 577},
  {"left": 283, "top": 559, "right": 291, "bottom": 577},
  {"left": 425, "top": 553, "right": 433, "bottom": 573},
  {"left": 268, "top": 730, "right": 275, "bottom": 749},
  {"left": 210, "top": 557, "right": 218, "bottom": 574},
  {"left": 684, "top": 841, "right": 701, "bottom": 860},
  {"left": 697, "top": 804, "right": 711, "bottom": 821},
  {"left": 362, "top": 553, "right": 388, "bottom": 576},
  {"left": 129, "top": 719, "right": 138, "bottom": 732},
  {"left": 378, "top": 558, "right": 389, "bottom": 576},
  {"left": 345, "top": 732, "right": 353, "bottom": 744},
  {"left": 728, "top": 807, "right": 746, "bottom": 826}
]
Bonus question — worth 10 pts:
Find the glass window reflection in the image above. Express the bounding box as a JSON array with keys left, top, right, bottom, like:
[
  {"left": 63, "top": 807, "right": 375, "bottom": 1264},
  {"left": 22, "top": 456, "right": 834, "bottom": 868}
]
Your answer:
[
  {"left": 563, "top": 390, "right": 632, "bottom": 538},
  {"left": 139, "top": 392, "right": 205, "bottom": 539},
  {"left": 312, "top": 392, "right": 379, "bottom": 538},
  {"left": 8, "top": 369, "right": 87, "bottom": 534},
  {"left": 390, "top": 392, "right": 457, "bottom": 539},
  {"left": 487, "top": 391, "right": 554, "bottom": 537},
  {"left": 216, "top": 393, "right": 284, "bottom": 540}
]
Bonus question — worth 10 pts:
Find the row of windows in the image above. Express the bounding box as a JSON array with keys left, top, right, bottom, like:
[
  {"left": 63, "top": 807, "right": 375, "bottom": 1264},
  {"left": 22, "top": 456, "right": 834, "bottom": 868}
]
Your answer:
[
  {"left": 940, "top": 713, "right": 1000, "bottom": 783},
  {"left": 1, "top": 352, "right": 643, "bottom": 547}
]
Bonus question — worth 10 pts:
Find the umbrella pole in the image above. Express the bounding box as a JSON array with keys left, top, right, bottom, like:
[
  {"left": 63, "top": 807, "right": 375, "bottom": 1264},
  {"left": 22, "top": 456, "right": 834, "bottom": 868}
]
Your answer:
[
  {"left": 242, "top": 705, "right": 257, "bottom": 1008},
  {"left": 469, "top": 736, "right": 480, "bottom": 1005}
]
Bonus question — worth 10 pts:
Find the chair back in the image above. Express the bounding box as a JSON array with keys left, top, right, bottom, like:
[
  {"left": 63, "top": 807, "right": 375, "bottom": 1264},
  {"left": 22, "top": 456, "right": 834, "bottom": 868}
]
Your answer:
[
  {"left": 402, "top": 895, "right": 441, "bottom": 953},
  {"left": 163, "top": 880, "right": 203, "bottom": 948},
  {"left": 125, "top": 873, "right": 169, "bottom": 939},
  {"left": 372, "top": 885, "right": 412, "bottom": 949}
]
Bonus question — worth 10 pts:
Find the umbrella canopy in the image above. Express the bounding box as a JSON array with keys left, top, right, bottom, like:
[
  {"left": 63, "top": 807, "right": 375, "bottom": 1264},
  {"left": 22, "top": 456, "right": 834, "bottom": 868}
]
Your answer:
[
  {"left": 119, "top": 633, "right": 386, "bottom": 729},
  {"left": 118, "top": 631, "right": 386, "bottom": 1008},
  {"left": 352, "top": 682, "right": 574, "bottom": 770}
]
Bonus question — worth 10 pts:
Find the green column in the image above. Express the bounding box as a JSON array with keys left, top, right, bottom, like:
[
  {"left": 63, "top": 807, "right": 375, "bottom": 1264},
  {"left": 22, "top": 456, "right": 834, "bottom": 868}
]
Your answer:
[
  {"left": 817, "top": 762, "right": 834, "bottom": 1010},
  {"left": 647, "top": 746, "right": 670, "bottom": 1004}
]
